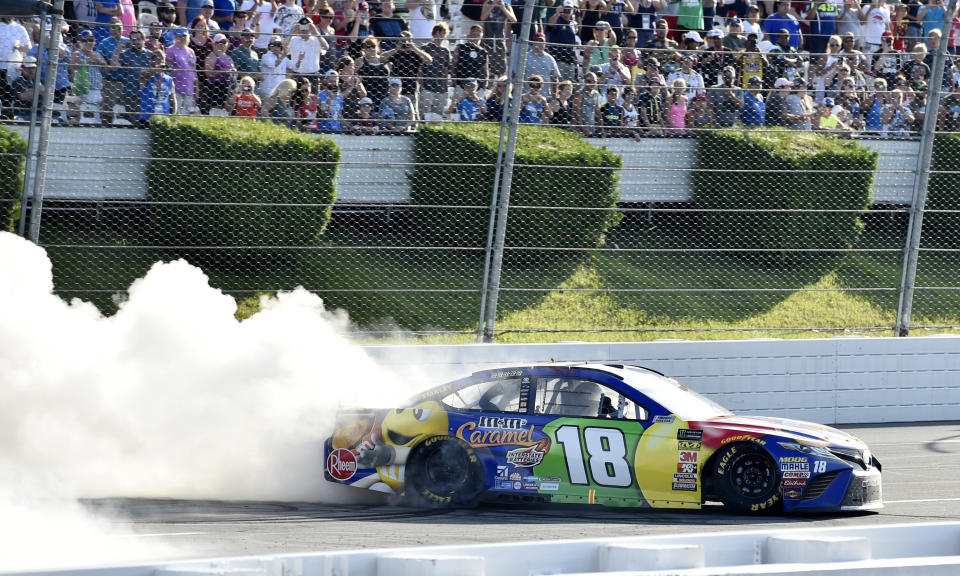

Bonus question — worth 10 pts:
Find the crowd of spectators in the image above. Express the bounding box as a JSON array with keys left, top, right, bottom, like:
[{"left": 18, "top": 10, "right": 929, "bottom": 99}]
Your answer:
[{"left": 1, "top": 0, "right": 959, "bottom": 135}]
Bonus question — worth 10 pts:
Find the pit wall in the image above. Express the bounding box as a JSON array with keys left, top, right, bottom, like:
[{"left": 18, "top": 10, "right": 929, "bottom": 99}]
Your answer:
[{"left": 362, "top": 336, "right": 960, "bottom": 425}]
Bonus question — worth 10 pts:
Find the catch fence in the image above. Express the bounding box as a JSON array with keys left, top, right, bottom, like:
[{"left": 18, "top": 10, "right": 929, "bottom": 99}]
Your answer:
[{"left": 2, "top": 1, "right": 959, "bottom": 343}]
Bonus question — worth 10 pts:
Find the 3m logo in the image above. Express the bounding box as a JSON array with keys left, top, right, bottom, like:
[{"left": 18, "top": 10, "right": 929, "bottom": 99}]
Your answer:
[
  {"left": 678, "top": 450, "right": 699, "bottom": 463},
  {"left": 326, "top": 448, "right": 358, "bottom": 481}
]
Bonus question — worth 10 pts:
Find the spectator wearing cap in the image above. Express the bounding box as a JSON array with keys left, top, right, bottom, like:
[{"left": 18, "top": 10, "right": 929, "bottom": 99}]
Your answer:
[
  {"left": 839, "top": 31, "right": 869, "bottom": 75},
  {"left": 681, "top": 30, "right": 703, "bottom": 55},
  {"left": 68, "top": 29, "right": 107, "bottom": 118},
  {"left": 709, "top": 65, "right": 744, "bottom": 126},
  {"left": 739, "top": 32, "right": 768, "bottom": 88},
  {"left": 138, "top": 49, "right": 177, "bottom": 124},
  {"left": 419, "top": 22, "right": 451, "bottom": 122},
  {"left": 871, "top": 29, "right": 902, "bottom": 86},
  {"left": 198, "top": 1, "right": 221, "bottom": 31},
  {"left": 156, "top": 2, "right": 182, "bottom": 47},
  {"left": 210, "top": 0, "right": 238, "bottom": 30},
  {"left": 380, "top": 78, "right": 418, "bottom": 133},
  {"left": 166, "top": 27, "right": 198, "bottom": 112},
  {"left": 204, "top": 32, "right": 236, "bottom": 111},
  {"left": 230, "top": 28, "right": 260, "bottom": 81},
  {"left": 526, "top": 32, "right": 562, "bottom": 95},
  {"left": 11, "top": 56, "right": 42, "bottom": 120},
  {"left": 227, "top": 9, "right": 250, "bottom": 35},
  {"left": 28, "top": 22, "right": 72, "bottom": 117},
  {"left": 814, "top": 95, "right": 852, "bottom": 132},
  {"left": 480, "top": 0, "right": 516, "bottom": 80},
  {"left": 351, "top": 95, "right": 379, "bottom": 132},
  {"left": 700, "top": 28, "right": 734, "bottom": 86},
  {"left": 739, "top": 75, "right": 766, "bottom": 125},
  {"left": 628, "top": 0, "right": 668, "bottom": 49},
  {"left": 766, "top": 76, "right": 793, "bottom": 125},
  {"left": 632, "top": 56, "right": 661, "bottom": 88},
  {"left": 289, "top": 17, "right": 329, "bottom": 90},
  {"left": 97, "top": 18, "right": 128, "bottom": 122},
  {"left": 370, "top": 0, "right": 406, "bottom": 52},
  {"left": 93, "top": 0, "right": 124, "bottom": 42},
  {"left": 861, "top": 1, "right": 891, "bottom": 54},
  {"left": 762, "top": 1, "right": 801, "bottom": 50},
  {"left": 642, "top": 18, "right": 679, "bottom": 69},
  {"left": 259, "top": 35, "right": 289, "bottom": 97},
  {"left": 451, "top": 76, "right": 487, "bottom": 120},
  {"left": 686, "top": 90, "right": 714, "bottom": 128},
  {"left": 273, "top": 0, "right": 304, "bottom": 37},
  {"left": 545, "top": 0, "right": 580, "bottom": 82},
  {"left": 742, "top": 5, "right": 763, "bottom": 38},
  {"left": 112, "top": 28, "right": 151, "bottom": 118},
  {"left": 452, "top": 25, "right": 489, "bottom": 92},
  {"left": 767, "top": 27, "right": 802, "bottom": 85},
  {"left": 597, "top": 45, "right": 631, "bottom": 91},
  {"left": 381, "top": 31, "right": 432, "bottom": 99},
  {"left": 316, "top": 69, "right": 344, "bottom": 130},
  {"left": 724, "top": 17, "right": 747, "bottom": 51},
  {"left": 585, "top": 20, "right": 617, "bottom": 71},
  {"left": 667, "top": 53, "right": 705, "bottom": 99}
]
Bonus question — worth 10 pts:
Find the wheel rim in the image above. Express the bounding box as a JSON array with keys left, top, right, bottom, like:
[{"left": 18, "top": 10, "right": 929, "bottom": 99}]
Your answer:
[
  {"left": 423, "top": 444, "right": 470, "bottom": 494},
  {"left": 730, "top": 452, "right": 776, "bottom": 498}
]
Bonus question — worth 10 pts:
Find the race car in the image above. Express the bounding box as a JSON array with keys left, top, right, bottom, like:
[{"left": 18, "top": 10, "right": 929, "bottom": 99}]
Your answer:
[{"left": 324, "top": 364, "right": 882, "bottom": 513}]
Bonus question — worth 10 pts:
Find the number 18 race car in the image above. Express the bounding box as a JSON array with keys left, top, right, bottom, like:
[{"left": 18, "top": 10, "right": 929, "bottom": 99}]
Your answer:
[{"left": 324, "top": 364, "right": 882, "bottom": 513}]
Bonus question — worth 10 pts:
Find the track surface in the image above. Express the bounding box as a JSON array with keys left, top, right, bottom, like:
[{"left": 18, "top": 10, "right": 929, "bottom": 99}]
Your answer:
[{"left": 90, "top": 422, "right": 960, "bottom": 562}]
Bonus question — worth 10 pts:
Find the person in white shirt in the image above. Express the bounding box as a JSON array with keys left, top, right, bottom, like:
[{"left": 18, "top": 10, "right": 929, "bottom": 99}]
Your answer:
[
  {"left": 667, "top": 53, "right": 705, "bottom": 99},
  {"left": 288, "top": 17, "right": 330, "bottom": 89},
  {"left": 259, "top": 34, "right": 288, "bottom": 97},
  {"left": 240, "top": 0, "right": 277, "bottom": 53},
  {"left": 861, "top": 0, "right": 891, "bottom": 53},
  {"left": 407, "top": 0, "right": 440, "bottom": 39},
  {"left": 273, "top": 0, "right": 303, "bottom": 36},
  {"left": 0, "top": 17, "right": 32, "bottom": 86}
]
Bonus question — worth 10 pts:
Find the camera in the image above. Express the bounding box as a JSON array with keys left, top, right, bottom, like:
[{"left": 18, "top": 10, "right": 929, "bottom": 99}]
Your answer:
[{"left": 243, "top": 85, "right": 252, "bottom": 91}]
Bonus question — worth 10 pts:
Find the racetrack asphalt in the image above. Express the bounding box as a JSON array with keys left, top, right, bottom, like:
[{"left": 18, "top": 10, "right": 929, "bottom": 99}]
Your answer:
[{"left": 83, "top": 421, "right": 960, "bottom": 563}]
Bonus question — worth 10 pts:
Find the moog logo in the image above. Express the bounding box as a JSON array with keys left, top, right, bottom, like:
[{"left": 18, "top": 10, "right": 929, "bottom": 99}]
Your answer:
[{"left": 327, "top": 448, "right": 358, "bottom": 481}]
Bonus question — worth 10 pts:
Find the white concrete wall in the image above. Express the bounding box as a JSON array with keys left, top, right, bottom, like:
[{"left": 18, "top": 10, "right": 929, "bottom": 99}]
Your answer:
[{"left": 363, "top": 336, "right": 960, "bottom": 425}]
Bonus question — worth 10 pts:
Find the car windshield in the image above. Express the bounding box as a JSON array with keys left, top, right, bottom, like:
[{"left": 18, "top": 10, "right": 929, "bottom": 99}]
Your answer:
[{"left": 624, "top": 369, "right": 732, "bottom": 420}]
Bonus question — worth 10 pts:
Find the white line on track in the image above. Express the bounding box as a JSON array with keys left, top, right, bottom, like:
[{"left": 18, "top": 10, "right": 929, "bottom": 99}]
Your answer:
[
  {"left": 115, "top": 532, "right": 207, "bottom": 539},
  {"left": 884, "top": 498, "right": 960, "bottom": 504}
]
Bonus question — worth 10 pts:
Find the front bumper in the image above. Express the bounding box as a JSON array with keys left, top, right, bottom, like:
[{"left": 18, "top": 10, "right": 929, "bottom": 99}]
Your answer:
[{"left": 840, "top": 467, "right": 883, "bottom": 511}]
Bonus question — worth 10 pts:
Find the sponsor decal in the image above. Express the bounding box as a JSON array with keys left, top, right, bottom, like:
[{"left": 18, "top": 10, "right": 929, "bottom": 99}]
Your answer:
[
  {"left": 513, "top": 481, "right": 522, "bottom": 490},
  {"left": 678, "top": 450, "right": 699, "bottom": 463},
  {"left": 720, "top": 434, "right": 767, "bottom": 446},
  {"left": 677, "top": 429, "right": 704, "bottom": 441},
  {"left": 672, "top": 482, "right": 697, "bottom": 491},
  {"left": 413, "top": 383, "right": 452, "bottom": 401},
  {"left": 326, "top": 448, "right": 358, "bottom": 481},
  {"left": 490, "top": 369, "right": 523, "bottom": 379},
  {"left": 784, "top": 489, "right": 802, "bottom": 500},
  {"left": 456, "top": 418, "right": 550, "bottom": 449},
  {"left": 496, "top": 465, "right": 509, "bottom": 479},
  {"left": 716, "top": 445, "right": 737, "bottom": 476},
  {"left": 509, "top": 471, "right": 522, "bottom": 481},
  {"left": 674, "top": 473, "right": 697, "bottom": 482},
  {"left": 750, "top": 494, "right": 781, "bottom": 512},
  {"left": 506, "top": 444, "right": 547, "bottom": 467},
  {"left": 523, "top": 476, "right": 539, "bottom": 489},
  {"left": 783, "top": 470, "right": 810, "bottom": 479},
  {"left": 778, "top": 456, "right": 808, "bottom": 463},
  {"left": 588, "top": 489, "right": 597, "bottom": 504},
  {"left": 653, "top": 415, "right": 675, "bottom": 424},
  {"left": 783, "top": 478, "right": 807, "bottom": 487},
  {"left": 678, "top": 462, "right": 697, "bottom": 474},
  {"left": 678, "top": 440, "right": 701, "bottom": 450},
  {"left": 495, "top": 478, "right": 514, "bottom": 490},
  {"left": 538, "top": 477, "right": 561, "bottom": 491},
  {"left": 780, "top": 462, "right": 810, "bottom": 473}
]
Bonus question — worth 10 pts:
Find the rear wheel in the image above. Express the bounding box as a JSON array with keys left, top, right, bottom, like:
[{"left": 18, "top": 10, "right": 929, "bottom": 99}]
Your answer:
[
  {"left": 404, "top": 435, "right": 484, "bottom": 508},
  {"left": 711, "top": 443, "right": 782, "bottom": 513}
]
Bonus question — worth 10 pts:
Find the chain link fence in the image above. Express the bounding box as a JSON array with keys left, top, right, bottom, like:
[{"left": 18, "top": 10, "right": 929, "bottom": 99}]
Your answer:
[{"left": 2, "top": 0, "right": 959, "bottom": 342}]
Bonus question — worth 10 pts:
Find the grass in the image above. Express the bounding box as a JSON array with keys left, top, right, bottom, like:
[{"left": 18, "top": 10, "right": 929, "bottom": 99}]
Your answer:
[{"left": 35, "top": 206, "right": 960, "bottom": 344}]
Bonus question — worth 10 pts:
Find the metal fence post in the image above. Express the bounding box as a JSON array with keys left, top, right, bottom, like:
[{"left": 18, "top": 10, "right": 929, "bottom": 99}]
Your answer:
[
  {"left": 17, "top": 16, "right": 47, "bottom": 237},
  {"left": 894, "top": 0, "right": 957, "bottom": 336},
  {"left": 481, "top": 0, "right": 536, "bottom": 343},
  {"left": 26, "top": 0, "right": 66, "bottom": 244}
]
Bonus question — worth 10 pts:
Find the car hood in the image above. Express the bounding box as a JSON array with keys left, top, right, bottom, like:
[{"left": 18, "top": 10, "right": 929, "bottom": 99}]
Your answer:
[{"left": 696, "top": 414, "right": 867, "bottom": 449}]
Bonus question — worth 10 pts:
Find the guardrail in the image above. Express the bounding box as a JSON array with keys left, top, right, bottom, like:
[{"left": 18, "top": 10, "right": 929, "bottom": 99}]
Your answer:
[
  {"left": 8, "top": 126, "right": 920, "bottom": 205},
  {"left": 6, "top": 522, "right": 960, "bottom": 576},
  {"left": 363, "top": 336, "right": 960, "bottom": 425}
]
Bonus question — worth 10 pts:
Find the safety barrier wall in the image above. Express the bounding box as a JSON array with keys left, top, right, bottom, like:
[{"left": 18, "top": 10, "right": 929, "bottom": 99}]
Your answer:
[
  {"left": 363, "top": 336, "right": 960, "bottom": 424},
  {"left": 6, "top": 522, "right": 960, "bottom": 576}
]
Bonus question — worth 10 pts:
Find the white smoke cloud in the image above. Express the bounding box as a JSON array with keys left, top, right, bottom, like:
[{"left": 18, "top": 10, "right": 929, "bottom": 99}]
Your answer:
[{"left": 0, "top": 231, "right": 419, "bottom": 570}]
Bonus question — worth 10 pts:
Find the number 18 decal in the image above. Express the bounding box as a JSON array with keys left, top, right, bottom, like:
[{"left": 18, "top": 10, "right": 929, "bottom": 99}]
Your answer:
[{"left": 556, "top": 425, "right": 633, "bottom": 487}]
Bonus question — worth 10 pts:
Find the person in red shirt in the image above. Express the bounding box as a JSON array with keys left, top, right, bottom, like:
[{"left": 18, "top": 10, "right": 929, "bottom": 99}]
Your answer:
[
  {"left": 294, "top": 75, "right": 320, "bottom": 130},
  {"left": 230, "top": 75, "right": 262, "bottom": 118}
]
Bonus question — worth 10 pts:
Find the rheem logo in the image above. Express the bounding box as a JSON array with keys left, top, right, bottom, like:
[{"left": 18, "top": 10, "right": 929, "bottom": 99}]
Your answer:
[{"left": 327, "top": 448, "right": 358, "bottom": 481}]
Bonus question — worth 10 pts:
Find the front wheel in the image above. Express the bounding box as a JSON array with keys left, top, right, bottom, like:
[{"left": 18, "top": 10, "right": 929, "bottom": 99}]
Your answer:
[
  {"left": 404, "top": 436, "right": 484, "bottom": 508},
  {"left": 711, "top": 443, "right": 782, "bottom": 514}
]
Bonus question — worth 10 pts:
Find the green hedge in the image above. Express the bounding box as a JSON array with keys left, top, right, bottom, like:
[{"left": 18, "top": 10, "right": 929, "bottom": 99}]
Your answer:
[
  {"left": 693, "top": 129, "right": 876, "bottom": 261},
  {"left": 410, "top": 124, "right": 622, "bottom": 251},
  {"left": 0, "top": 125, "right": 27, "bottom": 233},
  {"left": 926, "top": 133, "right": 960, "bottom": 246},
  {"left": 147, "top": 116, "right": 339, "bottom": 264}
]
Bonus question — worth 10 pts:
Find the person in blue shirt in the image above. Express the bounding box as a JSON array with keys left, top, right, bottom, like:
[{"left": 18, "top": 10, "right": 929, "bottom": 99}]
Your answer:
[
  {"left": 762, "top": 1, "right": 802, "bottom": 50},
  {"left": 454, "top": 77, "right": 487, "bottom": 120},
  {"left": 28, "top": 29, "right": 71, "bottom": 120},
  {"left": 139, "top": 50, "right": 178, "bottom": 125},
  {"left": 806, "top": 0, "right": 840, "bottom": 56},
  {"left": 740, "top": 75, "right": 766, "bottom": 125}
]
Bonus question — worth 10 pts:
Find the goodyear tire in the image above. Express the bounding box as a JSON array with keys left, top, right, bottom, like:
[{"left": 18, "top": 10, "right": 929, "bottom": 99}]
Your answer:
[
  {"left": 711, "top": 443, "right": 782, "bottom": 514},
  {"left": 404, "top": 435, "right": 484, "bottom": 508}
]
